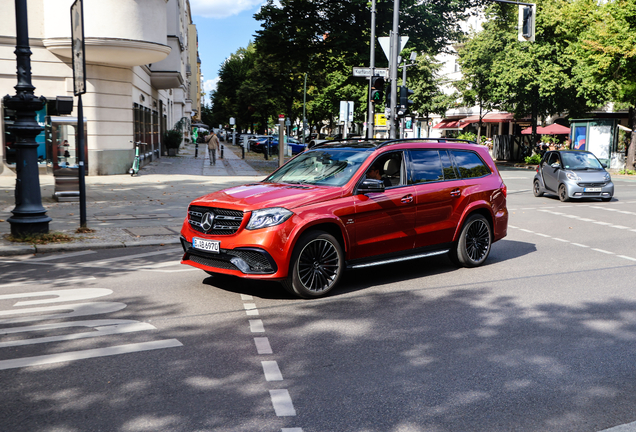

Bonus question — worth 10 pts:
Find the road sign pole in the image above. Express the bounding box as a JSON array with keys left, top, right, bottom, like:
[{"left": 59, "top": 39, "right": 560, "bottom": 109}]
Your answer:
[
  {"left": 388, "top": 0, "right": 400, "bottom": 139},
  {"left": 367, "top": 0, "right": 377, "bottom": 138}
]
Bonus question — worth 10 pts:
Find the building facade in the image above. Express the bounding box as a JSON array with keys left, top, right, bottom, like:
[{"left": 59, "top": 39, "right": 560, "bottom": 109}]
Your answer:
[{"left": 1, "top": 0, "right": 199, "bottom": 175}]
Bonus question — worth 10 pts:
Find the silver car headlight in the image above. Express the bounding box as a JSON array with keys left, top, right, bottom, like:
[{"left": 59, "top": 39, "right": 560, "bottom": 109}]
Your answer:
[
  {"left": 565, "top": 171, "right": 580, "bottom": 181},
  {"left": 247, "top": 207, "right": 293, "bottom": 230},
  {"left": 604, "top": 173, "right": 611, "bottom": 182}
]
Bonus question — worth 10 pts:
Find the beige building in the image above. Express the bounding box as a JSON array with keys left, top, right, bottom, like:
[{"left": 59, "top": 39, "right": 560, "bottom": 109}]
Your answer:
[{"left": 0, "top": 0, "right": 199, "bottom": 175}]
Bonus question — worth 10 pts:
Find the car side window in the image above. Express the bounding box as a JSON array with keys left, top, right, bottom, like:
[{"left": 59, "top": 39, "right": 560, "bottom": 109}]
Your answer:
[
  {"left": 450, "top": 150, "right": 491, "bottom": 179},
  {"left": 408, "top": 150, "right": 444, "bottom": 184},
  {"left": 367, "top": 152, "right": 404, "bottom": 187},
  {"left": 440, "top": 150, "right": 458, "bottom": 180}
]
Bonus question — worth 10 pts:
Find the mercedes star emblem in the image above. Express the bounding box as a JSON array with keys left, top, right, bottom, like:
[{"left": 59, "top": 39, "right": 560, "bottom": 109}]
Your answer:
[{"left": 200, "top": 212, "right": 215, "bottom": 232}]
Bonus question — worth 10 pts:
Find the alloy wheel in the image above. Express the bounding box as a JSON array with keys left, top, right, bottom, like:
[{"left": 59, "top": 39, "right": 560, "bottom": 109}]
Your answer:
[
  {"left": 464, "top": 219, "right": 490, "bottom": 263},
  {"left": 297, "top": 238, "right": 340, "bottom": 293}
]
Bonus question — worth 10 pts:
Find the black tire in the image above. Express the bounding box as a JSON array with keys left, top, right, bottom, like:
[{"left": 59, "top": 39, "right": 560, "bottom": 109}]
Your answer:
[
  {"left": 601, "top": 197, "right": 612, "bottom": 202},
  {"left": 558, "top": 184, "right": 569, "bottom": 202},
  {"left": 450, "top": 214, "right": 492, "bottom": 268},
  {"left": 533, "top": 180, "right": 544, "bottom": 197},
  {"left": 282, "top": 230, "right": 344, "bottom": 298}
]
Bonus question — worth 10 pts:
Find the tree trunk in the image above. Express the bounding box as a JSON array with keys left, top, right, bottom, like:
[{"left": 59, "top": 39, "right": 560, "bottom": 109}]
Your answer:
[{"left": 627, "top": 106, "right": 636, "bottom": 170}]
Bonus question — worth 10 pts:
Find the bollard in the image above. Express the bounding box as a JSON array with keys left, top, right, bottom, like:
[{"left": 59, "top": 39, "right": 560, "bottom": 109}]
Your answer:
[
  {"left": 241, "top": 145, "right": 245, "bottom": 159},
  {"left": 264, "top": 144, "right": 268, "bottom": 160},
  {"left": 195, "top": 142, "right": 198, "bottom": 158},
  {"left": 221, "top": 145, "right": 224, "bottom": 159}
]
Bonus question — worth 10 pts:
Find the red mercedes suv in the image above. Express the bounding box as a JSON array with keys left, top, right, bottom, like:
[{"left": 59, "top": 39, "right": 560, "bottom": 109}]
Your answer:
[{"left": 180, "top": 139, "right": 508, "bottom": 298}]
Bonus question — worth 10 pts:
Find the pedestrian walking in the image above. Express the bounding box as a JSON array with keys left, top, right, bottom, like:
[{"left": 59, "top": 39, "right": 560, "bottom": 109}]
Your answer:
[{"left": 206, "top": 131, "right": 220, "bottom": 165}]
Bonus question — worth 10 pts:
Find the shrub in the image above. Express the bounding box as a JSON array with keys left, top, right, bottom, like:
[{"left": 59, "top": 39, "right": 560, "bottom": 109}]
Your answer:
[
  {"left": 163, "top": 129, "right": 183, "bottom": 149},
  {"left": 525, "top": 153, "right": 542, "bottom": 164}
]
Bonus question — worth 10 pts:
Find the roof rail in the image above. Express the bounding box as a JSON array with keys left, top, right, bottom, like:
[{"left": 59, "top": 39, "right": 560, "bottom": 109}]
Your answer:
[{"left": 308, "top": 137, "right": 477, "bottom": 150}]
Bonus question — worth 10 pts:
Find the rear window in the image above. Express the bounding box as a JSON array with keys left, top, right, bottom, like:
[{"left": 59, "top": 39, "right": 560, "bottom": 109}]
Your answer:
[
  {"left": 450, "top": 150, "right": 491, "bottom": 178},
  {"left": 409, "top": 150, "right": 443, "bottom": 184}
]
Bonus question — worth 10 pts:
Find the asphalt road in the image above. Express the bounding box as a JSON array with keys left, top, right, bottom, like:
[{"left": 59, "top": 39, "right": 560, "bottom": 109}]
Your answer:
[{"left": 1, "top": 168, "right": 636, "bottom": 432}]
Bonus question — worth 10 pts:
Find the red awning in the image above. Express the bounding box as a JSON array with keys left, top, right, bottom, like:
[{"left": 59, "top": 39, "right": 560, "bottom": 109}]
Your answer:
[
  {"left": 463, "top": 113, "right": 516, "bottom": 123},
  {"left": 433, "top": 119, "right": 469, "bottom": 129}
]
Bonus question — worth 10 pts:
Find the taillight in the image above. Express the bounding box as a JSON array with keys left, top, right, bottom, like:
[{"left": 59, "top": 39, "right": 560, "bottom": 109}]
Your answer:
[
  {"left": 536, "top": 165, "right": 540, "bottom": 173},
  {"left": 501, "top": 183, "right": 507, "bottom": 197}
]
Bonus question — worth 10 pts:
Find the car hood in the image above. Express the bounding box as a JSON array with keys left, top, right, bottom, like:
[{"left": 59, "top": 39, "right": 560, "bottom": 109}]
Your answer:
[
  {"left": 191, "top": 182, "right": 344, "bottom": 212},
  {"left": 568, "top": 169, "right": 610, "bottom": 181}
]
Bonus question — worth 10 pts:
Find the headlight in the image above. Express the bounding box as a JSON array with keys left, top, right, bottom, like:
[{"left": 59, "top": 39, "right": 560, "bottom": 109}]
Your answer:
[
  {"left": 247, "top": 207, "right": 293, "bottom": 230},
  {"left": 565, "top": 171, "right": 580, "bottom": 181},
  {"left": 604, "top": 173, "right": 611, "bottom": 182}
]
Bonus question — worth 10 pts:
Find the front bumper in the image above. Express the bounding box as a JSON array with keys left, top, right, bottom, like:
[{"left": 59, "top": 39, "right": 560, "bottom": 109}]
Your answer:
[
  {"left": 565, "top": 180, "right": 614, "bottom": 199},
  {"left": 181, "top": 236, "right": 278, "bottom": 276}
]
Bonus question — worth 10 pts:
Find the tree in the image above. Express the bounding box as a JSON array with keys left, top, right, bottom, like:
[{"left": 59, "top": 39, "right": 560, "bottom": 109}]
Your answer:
[
  {"left": 569, "top": 0, "right": 636, "bottom": 168},
  {"left": 408, "top": 53, "right": 456, "bottom": 137}
]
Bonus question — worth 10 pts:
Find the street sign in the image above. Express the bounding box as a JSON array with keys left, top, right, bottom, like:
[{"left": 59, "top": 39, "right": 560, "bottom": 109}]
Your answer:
[
  {"left": 378, "top": 36, "right": 409, "bottom": 62},
  {"left": 352, "top": 67, "right": 389, "bottom": 78},
  {"left": 71, "top": 0, "right": 86, "bottom": 96}
]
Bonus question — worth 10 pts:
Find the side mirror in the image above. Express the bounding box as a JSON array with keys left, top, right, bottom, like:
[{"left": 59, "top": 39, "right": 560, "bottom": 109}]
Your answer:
[
  {"left": 601, "top": 162, "right": 608, "bottom": 168},
  {"left": 550, "top": 163, "right": 560, "bottom": 169},
  {"left": 358, "top": 178, "right": 385, "bottom": 194}
]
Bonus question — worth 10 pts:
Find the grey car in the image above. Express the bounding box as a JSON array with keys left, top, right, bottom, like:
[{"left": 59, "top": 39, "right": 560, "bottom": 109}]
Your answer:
[{"left": 533, "top": 150, "right": 614, "bottom": 202}]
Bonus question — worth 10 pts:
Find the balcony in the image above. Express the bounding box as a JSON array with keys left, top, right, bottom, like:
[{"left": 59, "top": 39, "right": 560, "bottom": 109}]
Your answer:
[
  {"left": 149, "top": 36, "right": 185, "bottom": 89},
  {"left": 42, "top": 0, "right": 171, "bottom": 67}
]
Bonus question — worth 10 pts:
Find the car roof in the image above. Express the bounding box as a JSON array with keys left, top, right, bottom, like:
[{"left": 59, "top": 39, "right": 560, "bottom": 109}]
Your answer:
[{"left": 311, "top": 138, "right": 480, "bottom": 152}]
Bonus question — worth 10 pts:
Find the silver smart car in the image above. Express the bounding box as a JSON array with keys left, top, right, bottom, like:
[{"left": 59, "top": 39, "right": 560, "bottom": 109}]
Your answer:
[{"left": 533, "top": 150, "right": 614, "bottom": 202}]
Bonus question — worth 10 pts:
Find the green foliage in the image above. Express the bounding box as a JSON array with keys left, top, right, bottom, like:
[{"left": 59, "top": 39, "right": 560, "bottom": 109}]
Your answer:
[
  {"left": 525, "top": 153, "right": 542, "bottom": 164},
  {"left": 457, "top": 132, "right": 477, "bottom": 142},
  {"left": 619, "top": 169, "right": 636, "bottom": 175},
  {"left": 163, "top": 129, "right": 183, "bottom": 149}
]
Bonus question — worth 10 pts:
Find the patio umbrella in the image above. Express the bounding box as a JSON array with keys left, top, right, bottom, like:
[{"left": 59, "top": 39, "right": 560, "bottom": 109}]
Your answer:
[
  {"left": 521, "top": 124, "right": 570, "bottom": 134},
  {"left": 541, "top": 123, "right": 570, "bottom": 134}
]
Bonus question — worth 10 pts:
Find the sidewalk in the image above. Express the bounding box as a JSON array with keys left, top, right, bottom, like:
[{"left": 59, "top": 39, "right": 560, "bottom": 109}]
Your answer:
[{"left": 0, "top": 142, "right": 265, "bottom": 256}]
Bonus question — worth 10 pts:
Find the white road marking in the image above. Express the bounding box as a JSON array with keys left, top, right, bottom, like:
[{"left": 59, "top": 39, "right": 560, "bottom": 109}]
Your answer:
[
  {"left": 79, "top": 248, "right": 182, "bottom": 266},
  {"left": 249, "top": 319, "right": 265, "bottom": 332},
  {"left": 0, "top": 339, "right": 183, "bottom": 371},
  {"left": 244, "top": 303, "right": 259, "bottom": 316},
  {"left": 592, "top": 248, "right": 614, "bottom": 255},
  {"left": 572, "top": 243, "right": 589, "bottom": 248},
  {"left": 535, "top": 233, "right": 551, "bottom": 237},
  {"left": 553, "top": 238, "right": 569, "bottom": 242},
  {"left": 281, "top": 428, "right": 304, "bottom": 432},
  {"left": 262, "top": 361, "right": 284, "bottom": 381},
  {"left": 0, "top": 301, "right": 127, "bottom": 325},
  {"left": 0, "top": 288, "right": 112, "bottom": 307},
  {"left": 269, "top": 389, "right": 297, "bottom": 416},
  {"left": 618, "top": 255, "right": 636, "bottom": 262},
  {"left": 0, "top": 320, "right": 155, "bottom": 348},
  {"left": 241, "top": 295, "right": 253, "bottom": 301},
  {"left": 254, "top": 337, "right": 273, "bottom": 354}
]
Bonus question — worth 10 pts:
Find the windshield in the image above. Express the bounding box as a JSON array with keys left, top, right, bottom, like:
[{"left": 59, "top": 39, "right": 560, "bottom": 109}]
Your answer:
[
  {"left": 561, "top": 152, "right": 603, "bottom": 170},
  {"left": 265, "top": 149, "right": 370, "bottom": 186}
]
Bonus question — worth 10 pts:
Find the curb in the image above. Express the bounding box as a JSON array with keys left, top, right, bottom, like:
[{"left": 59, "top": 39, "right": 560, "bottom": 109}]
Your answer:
[{"left": 0, "top": 237, "right": 181, "bottom": 257}]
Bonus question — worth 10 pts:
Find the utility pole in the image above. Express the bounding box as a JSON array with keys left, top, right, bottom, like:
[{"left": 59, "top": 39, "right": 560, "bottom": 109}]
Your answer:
[
  {"left": 388, "top": 0, "right": 400, "bottom": 139},
  {"left": 366, "top": 0, "right": 377, "bottom": 138},
  {"left": 4, "top": 0, "right": 51, "bottom": 236}
]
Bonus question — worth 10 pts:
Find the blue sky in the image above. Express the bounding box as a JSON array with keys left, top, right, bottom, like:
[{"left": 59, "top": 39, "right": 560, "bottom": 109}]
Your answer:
[{"left": 190, "top": 1, "right": 268, "bottom": 103}]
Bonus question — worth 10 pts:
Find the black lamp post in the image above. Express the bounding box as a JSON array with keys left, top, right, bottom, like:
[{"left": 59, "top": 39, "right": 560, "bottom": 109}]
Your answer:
[{"left": 3, "top": 0, "right": 51, "bottom": 236}]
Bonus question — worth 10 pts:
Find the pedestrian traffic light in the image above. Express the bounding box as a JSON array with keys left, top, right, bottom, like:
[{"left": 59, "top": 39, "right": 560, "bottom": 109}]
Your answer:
[
  {"left": 518, "top": 4, "right": 536, "bottom": 42},
  {"left": 371, "top": 76, "right": 385, "bottom": 103},
  {"left": 397, "top": 86, "right": 414, "bottom": 117}
]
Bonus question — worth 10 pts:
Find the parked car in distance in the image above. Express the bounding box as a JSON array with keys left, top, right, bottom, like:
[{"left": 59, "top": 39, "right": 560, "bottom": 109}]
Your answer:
[
  {"left": 533, "top": 150, "right": 614, "bottom": 202},
  {"left": 251, "top": 137, "right": 306, "bottom": 155},
  {"left": 180, "top": 138, "right": 508, "bottom": 298}
]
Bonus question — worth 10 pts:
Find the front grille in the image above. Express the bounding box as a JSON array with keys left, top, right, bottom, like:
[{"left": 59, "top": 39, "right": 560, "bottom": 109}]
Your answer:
[
  {"left": 578, "top": 182, "right": 605, "bottom": 187},
  {"left": 188, "top": 205, "right": 245, "bottom": 235},
  {"left": 189, "top": 253, "right": 239, "bottom": 270}
]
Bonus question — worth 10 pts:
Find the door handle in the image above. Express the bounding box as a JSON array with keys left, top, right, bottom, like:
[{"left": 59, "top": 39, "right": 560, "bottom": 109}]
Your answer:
[
  {"left": 401, "top": 194, "right": 414, "bottom": 204},
  {"left": 450, "top": 189, "right": 461, "bottom": 197}
]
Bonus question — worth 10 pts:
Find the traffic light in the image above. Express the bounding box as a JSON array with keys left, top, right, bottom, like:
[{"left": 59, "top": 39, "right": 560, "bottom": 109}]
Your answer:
[
  {"left": 397, "top": 86, "right": 414, "bottom": 117},
  {"left": 371, "top": 76, "right": 385, "bottom": 103},
  {"left": 518, "top": 4, "right": 536, "bottom": 42}
]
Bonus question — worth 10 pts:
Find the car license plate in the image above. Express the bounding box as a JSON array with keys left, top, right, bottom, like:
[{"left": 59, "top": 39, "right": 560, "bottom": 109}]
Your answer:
[
  {"left": 193, "top": 238, "right": 220, "bottom": 253},
  {"left": 584, "top": 187, "right": 602, "bottom": 192}
]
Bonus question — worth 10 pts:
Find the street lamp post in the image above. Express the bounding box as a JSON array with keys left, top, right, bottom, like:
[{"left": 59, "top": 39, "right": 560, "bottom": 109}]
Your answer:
[{"left": 3, "top": 0, "right": 51, "bottom": 236}]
